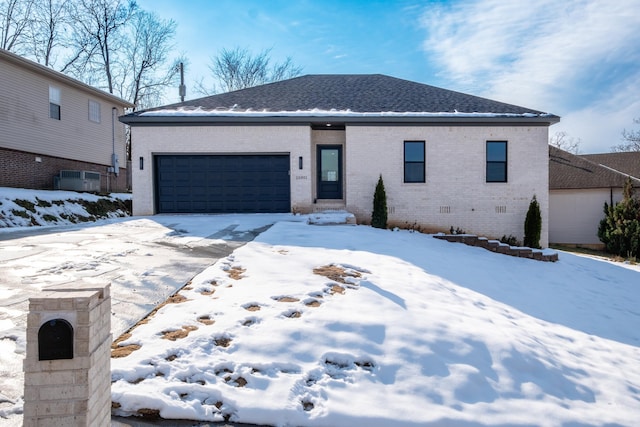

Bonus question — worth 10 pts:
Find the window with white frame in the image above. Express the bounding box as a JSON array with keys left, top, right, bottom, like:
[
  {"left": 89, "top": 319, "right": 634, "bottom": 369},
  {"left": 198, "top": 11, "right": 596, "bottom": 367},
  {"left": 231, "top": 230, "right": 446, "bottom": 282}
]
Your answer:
[
  {"left": 88, "top": 100, "right": 101, "bottom": 123},
  {"left": 49, "top": 86, "right": 61, "bottom": 120}
]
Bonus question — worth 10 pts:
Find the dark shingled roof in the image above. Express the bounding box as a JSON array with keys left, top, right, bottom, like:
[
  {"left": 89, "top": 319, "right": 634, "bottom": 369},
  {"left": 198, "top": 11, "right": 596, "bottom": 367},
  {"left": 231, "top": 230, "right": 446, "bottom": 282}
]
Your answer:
[
  {"left": 121, "top": 74, "right": 559, "bottom": 125},
  {"left": 549, "top": 146, "right": 639, "bottom": 190},
  {"left": 581, "top": 152, "right": 640, "bottom": 180}
]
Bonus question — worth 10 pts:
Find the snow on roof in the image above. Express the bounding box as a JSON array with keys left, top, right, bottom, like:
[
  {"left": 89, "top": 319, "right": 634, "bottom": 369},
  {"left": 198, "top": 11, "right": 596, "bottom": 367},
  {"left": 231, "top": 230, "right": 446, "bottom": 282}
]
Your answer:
[{"left": 139, "top": 107, "right": 552, "bottom": 118}]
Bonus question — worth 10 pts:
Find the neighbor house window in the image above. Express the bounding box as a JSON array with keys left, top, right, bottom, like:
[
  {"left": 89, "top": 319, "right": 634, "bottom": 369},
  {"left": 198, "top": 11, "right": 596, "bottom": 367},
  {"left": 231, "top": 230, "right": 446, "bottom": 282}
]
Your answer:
[
  {"left": 486, "top": 141, "right": 507, "bottom": 182},
  {"left": 49, "top": 86, "right": 61, "bottom": 120},
  {"left": 404, "top": 141, "right": 425, "bottom": 183},
  {"left": 88, "top": 100, "right": 101, "bottom": 123}
]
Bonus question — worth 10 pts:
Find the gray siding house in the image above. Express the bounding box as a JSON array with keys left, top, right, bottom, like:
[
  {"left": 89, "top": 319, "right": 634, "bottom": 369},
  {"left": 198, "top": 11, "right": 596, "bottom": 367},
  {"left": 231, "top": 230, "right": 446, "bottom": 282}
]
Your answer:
[
  {"left": 0, "top": 49, "right": 133, "bottom": 192},
  {"left": 121, "top": 74, "right": 559, "bottom": 246}
]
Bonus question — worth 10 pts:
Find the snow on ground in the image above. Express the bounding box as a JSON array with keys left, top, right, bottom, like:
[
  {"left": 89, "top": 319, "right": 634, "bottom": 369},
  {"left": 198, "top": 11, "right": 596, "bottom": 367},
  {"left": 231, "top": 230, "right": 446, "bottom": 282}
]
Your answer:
[
  {"left": 0, "top": 187, "right": 130, "bottom": 228},
  {"left": 1, "top": 187, "right": 639, "bottom": 426},
  {"left": 111, "top": 221, "right": 640, "bottom": 427}
]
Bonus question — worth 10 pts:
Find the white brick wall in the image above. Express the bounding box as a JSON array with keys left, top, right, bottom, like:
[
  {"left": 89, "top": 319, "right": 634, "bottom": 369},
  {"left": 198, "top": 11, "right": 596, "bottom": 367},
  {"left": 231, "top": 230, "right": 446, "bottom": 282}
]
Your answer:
[
  {"left": 344, "top": 125, "right": 549, "bottom": 247},
  {"left": 131, "top": 123, "right": 550, "bottom": 247},
  {"left": 131, "top": 125, "right": 312, "bottom": 215}
]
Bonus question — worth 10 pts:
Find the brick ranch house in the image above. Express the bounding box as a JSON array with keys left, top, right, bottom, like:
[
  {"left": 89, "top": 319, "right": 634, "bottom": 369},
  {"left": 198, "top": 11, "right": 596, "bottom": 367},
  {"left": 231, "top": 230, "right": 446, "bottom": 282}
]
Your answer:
[
  {"left": 120, "top": 74, "right": 559, "bottom": 247},
  {"left": 0, "top": 48, "right": 133, "bottom": 192}
]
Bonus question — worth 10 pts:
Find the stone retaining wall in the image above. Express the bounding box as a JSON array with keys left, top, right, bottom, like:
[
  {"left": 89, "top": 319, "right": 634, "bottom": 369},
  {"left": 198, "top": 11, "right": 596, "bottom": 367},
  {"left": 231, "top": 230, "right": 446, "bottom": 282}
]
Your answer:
[{"left": 433, "top": 234, "right": 558, "bottom": 262}]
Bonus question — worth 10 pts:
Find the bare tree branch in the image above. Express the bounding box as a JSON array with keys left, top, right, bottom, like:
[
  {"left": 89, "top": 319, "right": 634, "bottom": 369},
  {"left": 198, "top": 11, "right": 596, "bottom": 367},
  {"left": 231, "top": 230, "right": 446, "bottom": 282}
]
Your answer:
[
  {"left": 67, "top": 0, "right": 136, "bottom": 93},
  {"left": 207, "top": 46, "right": 303, "bottom": 94},
  {"left": 27, "top": 0, "right": 72, "bottom": 67},
  {"left": 613, "top": 118, "right": 640, "bottom": 152},
  {"left": 549, "top": 131, "right": 581, "bottom": 154},
  {"left": 0, "top": 0, "right": 34, "bottom": 53},
  {"left": 120, "top": 8, "right": 177, "bottom": 109}
]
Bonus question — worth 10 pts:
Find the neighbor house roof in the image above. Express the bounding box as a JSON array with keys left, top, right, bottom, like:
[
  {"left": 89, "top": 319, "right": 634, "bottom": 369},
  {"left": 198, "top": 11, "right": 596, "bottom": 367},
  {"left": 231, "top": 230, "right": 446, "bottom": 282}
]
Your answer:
[
  {"left": 0, "top": 48, "right": 134, "bottom": 108},
  {"left": 120, "top": 74, "right": 559, "bottom": 126},
  {"left": 549, "top": 146, "right": 639, "bottom": 190},
  {"left": 580, "top": 152, "right": 640, "bottom": 180}
]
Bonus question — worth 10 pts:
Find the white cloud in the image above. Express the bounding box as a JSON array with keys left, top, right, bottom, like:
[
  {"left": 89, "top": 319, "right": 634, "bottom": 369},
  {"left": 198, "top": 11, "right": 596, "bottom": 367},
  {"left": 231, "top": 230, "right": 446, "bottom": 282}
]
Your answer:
[
  {"left": 554, "top": 71, "right": 640, "bottom": 153},
  {"left": 420, "top": 0, "right": 640, "bottom": 152}
]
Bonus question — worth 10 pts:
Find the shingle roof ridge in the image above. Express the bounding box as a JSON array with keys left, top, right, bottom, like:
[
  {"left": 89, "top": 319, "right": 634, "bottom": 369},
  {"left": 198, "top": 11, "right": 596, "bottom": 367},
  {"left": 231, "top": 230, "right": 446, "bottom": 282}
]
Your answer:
[
  {"left": 137, "top": 73, "right": 556, "bottom": 117},
  {"left": 580, "top": 151, "right": 640, "bottom": 180},
  {"left": 549, "top": 146, "right": 639, "bottom": 189}
]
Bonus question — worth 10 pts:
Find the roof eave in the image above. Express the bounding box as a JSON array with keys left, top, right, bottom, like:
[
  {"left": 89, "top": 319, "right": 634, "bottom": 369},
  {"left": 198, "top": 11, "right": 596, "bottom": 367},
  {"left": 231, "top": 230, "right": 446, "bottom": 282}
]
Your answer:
[
  {"left": 1, "top": 48, "right": 134, "bottom": 108},
  {"left": 119, "top": 114, "right": 560, "bottom": 126}
]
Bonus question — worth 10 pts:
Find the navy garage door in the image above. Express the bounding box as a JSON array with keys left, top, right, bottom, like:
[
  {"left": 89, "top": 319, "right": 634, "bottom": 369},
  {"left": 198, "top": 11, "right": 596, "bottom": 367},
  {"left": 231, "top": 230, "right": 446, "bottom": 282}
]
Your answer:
[{"left": 155, "top": 154, "right": 290, "bottom": 213}]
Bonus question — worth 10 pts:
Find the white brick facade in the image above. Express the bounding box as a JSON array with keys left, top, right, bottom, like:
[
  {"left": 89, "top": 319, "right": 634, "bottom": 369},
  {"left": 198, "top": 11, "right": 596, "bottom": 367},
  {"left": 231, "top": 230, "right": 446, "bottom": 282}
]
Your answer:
[
  {"left": 131, "top": 123, "right": 550, "bottom": 247},
  {"left": 131, "top": 125, "right": 313, "bottom": 216},
  {"left": 345, "top": 125, "right": 549, "bottom": 247}
]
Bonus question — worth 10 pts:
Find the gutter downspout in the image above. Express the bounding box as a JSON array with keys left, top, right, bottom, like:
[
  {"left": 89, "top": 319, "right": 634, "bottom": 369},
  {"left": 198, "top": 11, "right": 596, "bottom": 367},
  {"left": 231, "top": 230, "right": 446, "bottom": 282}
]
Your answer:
[{"left": 110, "top": 107, "right": 119, "bottom": 191}]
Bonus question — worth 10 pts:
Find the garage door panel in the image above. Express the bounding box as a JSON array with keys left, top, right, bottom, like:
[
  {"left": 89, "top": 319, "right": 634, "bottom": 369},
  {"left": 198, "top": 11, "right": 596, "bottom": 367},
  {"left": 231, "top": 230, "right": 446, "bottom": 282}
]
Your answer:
[{"left": 155, "top": 154, "right": 290, "bottom": 213}]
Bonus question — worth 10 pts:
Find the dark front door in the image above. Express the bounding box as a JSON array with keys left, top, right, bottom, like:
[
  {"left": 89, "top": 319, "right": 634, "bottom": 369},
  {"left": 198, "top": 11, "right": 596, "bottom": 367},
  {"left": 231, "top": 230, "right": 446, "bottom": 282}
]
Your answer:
[{"left": 317, "top": 145, "right": 342, "bottom": 199}]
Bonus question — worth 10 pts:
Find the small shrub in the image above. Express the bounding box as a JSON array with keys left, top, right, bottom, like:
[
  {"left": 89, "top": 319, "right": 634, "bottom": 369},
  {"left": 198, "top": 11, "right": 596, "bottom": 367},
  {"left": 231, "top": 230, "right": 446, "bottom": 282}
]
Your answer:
[
  {"left": 524, "top": 195, "right": 542, "bottom": 249},
  {"left": 78, "top": 198, "right": 131, "bottom": 217},
  {"left": 42, "top": 214, "right": 58, "bottom": 222},
  {"left": 501, "top": 234, "right": 521, "bottom": 246},
  {"left": 11, "top": 209, "right": 31, "bottom": 219},
  {"left": 449, "top": 226, "right": 466, "bottom": 235},
  {"left": 13, "top": 199, "right": 36, "bottom": 212},
  {"left": 598, "top": 177, "right": 640, "bottom": 259},
  {"left": 371, "top": 175, "right": 388, "bottom": 229},
  {"left": 36, "top": 198, "right": 52, "bottom": 208},
  {"left": 75, "top": 215, "right": 94, "bottom": 223}
]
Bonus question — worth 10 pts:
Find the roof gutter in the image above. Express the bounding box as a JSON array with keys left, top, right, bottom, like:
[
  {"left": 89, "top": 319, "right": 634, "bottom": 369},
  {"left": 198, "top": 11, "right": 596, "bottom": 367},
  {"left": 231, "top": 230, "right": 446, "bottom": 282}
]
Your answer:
[{"left": 119, "top": 114, "right": 560, "bottom": 127}]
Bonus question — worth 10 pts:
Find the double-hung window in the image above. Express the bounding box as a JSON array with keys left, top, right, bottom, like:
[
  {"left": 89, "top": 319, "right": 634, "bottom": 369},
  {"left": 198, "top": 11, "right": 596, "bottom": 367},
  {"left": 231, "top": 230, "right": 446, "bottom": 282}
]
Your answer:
[
  {"left": 486, "top": 141, "right": 507, "bottom": 182},
  {"left": 88, "top": 100, "right": 101, "bottom": 123},
  {"left": 404, "top": 141, "right": 425, "bottom": 183},
  {"left": 49, "top": 86, "right": 61, "bottom": 120}
]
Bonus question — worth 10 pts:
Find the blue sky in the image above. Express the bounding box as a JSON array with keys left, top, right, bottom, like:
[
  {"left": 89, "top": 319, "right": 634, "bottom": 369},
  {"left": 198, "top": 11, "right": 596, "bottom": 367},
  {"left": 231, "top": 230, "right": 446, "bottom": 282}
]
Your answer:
[{"left": 138, "top": 0, "right": 640, "bottom": 153}]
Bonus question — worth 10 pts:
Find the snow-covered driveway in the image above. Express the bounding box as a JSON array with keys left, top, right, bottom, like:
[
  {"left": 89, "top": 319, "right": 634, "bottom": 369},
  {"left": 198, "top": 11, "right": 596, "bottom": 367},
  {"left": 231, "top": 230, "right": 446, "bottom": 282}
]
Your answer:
[{"left": 0, "top": 213, "right": 297, "bottom": 425}]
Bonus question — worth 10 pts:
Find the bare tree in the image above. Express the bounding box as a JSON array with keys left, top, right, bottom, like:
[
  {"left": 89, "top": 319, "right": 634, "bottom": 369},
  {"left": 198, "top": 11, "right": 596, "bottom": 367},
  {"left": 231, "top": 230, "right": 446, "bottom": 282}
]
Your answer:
[
  {"left": 67, "top": 0, "right": 136, "bottom": 93},
  {"left": 116, "top": 9, "right": 178, "bottom": 110},
  {"left": 549, "top": 131, "right": 581, "bottom": 154},
  {"left": 200, "top": 46, "right": 303, "bottom": 94},
  {"left": 612, "top": 118, "right": 640, "bottom": 152},
  {"left": 0, "top": 0, "right": 33, "bottom": 53},
  {"left": 6, "top": 0, "right": 179, "bottom": 111},
  {"left": 27, "top": 0, "right": 72, "bottom": 67}
]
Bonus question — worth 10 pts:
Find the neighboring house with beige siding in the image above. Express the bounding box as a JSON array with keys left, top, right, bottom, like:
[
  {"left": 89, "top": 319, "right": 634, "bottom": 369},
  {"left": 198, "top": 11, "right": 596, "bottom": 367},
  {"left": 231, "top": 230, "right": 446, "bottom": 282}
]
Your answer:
[
  {"left": 549, "top": 146, "right": 640, "bottom": 249},
  {"left": 0, "top": 49, "right": 133, "bottom": 192},
  {"left": 120, "top": 74, "right": 559, "bottom": 247}
]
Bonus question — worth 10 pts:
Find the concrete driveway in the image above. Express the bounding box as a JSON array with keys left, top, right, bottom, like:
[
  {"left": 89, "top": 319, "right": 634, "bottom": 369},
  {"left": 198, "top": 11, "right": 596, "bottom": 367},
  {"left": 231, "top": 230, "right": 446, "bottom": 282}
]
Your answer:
[{"left": 0, "top": 214, "right": 294, "bottom": 426}]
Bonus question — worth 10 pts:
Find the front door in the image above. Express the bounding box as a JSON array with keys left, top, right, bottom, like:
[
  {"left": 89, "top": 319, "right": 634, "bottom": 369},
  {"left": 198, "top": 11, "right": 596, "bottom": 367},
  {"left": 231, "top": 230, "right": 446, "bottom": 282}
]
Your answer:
[{"left": 317, "top": 145, "right": 342, "bottom": 199}]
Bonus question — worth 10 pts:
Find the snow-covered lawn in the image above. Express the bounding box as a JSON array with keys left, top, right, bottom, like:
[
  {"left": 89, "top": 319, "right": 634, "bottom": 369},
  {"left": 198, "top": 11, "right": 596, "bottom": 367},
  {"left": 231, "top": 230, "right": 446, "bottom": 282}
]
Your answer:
[
  {"left": 111, "top": 220, "right": 640, "bottom": 427},
  {"left": 1, "top": 188, "right": 638, "bottom": 426}
]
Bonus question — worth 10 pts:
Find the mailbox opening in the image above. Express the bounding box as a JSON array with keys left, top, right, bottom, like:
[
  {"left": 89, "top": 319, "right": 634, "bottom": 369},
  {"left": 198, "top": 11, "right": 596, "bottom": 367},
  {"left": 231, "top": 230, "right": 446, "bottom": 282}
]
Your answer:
[{"left": 38, "top": 318, "right": 73, "bottom": 360}]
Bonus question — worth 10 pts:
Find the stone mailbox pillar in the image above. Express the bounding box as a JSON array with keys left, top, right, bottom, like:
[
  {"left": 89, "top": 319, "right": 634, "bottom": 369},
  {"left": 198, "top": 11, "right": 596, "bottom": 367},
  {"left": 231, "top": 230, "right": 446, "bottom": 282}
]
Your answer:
[{"left": 23, "top": 283, "right": 112, "bottom": 427}]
